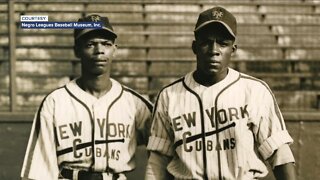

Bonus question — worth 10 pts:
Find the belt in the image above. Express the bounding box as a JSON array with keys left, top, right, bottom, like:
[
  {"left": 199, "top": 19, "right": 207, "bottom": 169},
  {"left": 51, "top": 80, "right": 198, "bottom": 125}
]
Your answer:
[{"left": 61, "top": 168, "right": 120, "bottom": 180}]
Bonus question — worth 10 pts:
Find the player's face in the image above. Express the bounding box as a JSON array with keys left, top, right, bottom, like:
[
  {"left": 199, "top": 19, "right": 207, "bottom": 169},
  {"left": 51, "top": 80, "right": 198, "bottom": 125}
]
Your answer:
[
  {"left": 76, "top": 34, "right": 116, "bottom": 76},
  {"left": 193, "top": 25, "right": 236, "bottom": 79}
]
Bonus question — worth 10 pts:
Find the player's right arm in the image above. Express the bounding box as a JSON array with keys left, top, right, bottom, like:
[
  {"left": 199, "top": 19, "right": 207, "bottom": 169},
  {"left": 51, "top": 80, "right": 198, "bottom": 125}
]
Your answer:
[
  {"left": 145, "top": 90, "right": 175, "bottom": 180},
  {"left": 21, "top": 95, "right": 59, "bottom": 180}
]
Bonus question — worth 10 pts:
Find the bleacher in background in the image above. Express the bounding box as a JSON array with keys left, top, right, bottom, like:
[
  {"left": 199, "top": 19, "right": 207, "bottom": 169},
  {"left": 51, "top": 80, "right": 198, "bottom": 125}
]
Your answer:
[
  {"left": 0, "top": 0, "right": 320, "bottom": 180},
  {"left": 0, "top": 0, "right": 320, "bottom": 112}
]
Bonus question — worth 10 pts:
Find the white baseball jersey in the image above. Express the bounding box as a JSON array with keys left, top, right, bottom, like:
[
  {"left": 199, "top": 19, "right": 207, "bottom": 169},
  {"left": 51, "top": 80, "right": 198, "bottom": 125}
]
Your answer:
[
  {"left": 21, "top": 78, "right": 152, "bottom": 180},
  {"left": 147, "top": 68, "right": 294, "bottom": 179}
]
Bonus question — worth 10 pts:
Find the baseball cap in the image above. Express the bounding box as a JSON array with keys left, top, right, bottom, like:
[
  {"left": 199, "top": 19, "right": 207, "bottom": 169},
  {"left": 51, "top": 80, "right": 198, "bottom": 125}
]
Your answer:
[
  {"left": 194, "top": 6, "right": 237, "bottom": 38},
  {"left": 74, "top": 14, "right": 117, "bottom": 40}
]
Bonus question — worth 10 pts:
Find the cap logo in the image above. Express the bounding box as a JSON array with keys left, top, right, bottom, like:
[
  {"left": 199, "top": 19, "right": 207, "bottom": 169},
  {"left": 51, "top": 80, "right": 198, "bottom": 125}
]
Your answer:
[
  {"left": 212, "top": 10, "right": 223, "bottom": 19},
  {"left": 90, "top": 15, "right": 101, "bottom": 22}
]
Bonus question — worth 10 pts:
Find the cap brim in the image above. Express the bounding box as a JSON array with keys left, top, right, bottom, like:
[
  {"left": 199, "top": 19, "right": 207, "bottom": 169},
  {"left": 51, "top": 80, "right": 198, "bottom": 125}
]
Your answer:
[
  {"left": 75, "top": 27, "right": 117, "bottom": 40},
  {"left": 194, "top": 20, "right": 235, "bottom": 38}
]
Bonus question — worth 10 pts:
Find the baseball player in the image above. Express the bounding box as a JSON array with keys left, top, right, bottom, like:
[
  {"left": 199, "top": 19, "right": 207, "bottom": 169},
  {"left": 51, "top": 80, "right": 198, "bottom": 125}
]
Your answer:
[
  {"left": 145, "top": 7, "right": 296, "bottom": 180},
  {"left": 21, "top": 14, "right": 152, "bottom": 180}
]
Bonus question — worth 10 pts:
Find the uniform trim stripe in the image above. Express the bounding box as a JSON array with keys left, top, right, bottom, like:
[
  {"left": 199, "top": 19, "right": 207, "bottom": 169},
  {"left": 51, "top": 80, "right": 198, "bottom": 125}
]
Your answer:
[
  {"left": 182, "top": 80, "right": 208, "bottom": 180},
  {"left": 64, "top": 86, "right": 96, "bottom": 171},
  {"left": 105, "top": 88, "right": 123, "bottom": 172},
  {"left": 152, "top": 77, "right": 184, "bottom": 118},
  {"left": 23, "top": 98, "right": 45, "bottom": 177},
  {"left": 214, "top": 74, "right": 241, "bottom": 180},
  {"left": 123, "top": 86, "right": 153, "bottom": 112},
  {"left": 239, "top": 75, "right": 284, "bottom": 130}
]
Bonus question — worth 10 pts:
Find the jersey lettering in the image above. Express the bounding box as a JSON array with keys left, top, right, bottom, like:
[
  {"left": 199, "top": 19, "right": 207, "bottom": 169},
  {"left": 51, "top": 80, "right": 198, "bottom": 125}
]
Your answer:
[
  {"left": 172, "top": 105, "right": 248, "bottom": 133},
  {"left": 57, "top": 121, "right": 131, "bottom": 141},
  {"left": 74, "top": 145, "right": 121, "bottom": 160},
  {"left": 182, "top": 137, "right": 236, "bottom": 152},
  {"left": 172, "top": 111, "right": 196, "bottom": 131},
  {"left": 172, "top": 116, "right": 183, "bottom": 131},
  {"left": 228, "top": 107, "right": 239, "bottom": 121},
  {"left": 73, "top": 138, "right": 82, "bottom": 158},
  {"left": 205, "top": 107, "right": 215, "bottom": 127},
  {"left": 58, "top": 124, "right": 69, "bottom": 140},
  {"left": 183, "top": 131, "right": 192, "bottom": 152},
  {"left": 97, "top": 118, "right": 106, "bottom": 137},
  {"left": 85, "top": 147, "right": 92, "bottom": 156},
  {"left": 183, "top": 112, "right": 196, "bottom": 127},
  {"left": 109, "top": 149, "right": 120, "bottom": 160},
  {"left": 217, "top": 109, "right": 228, "bottom": 124},
  {"left": 69, "top": 121, "right": 82, "bottom": 136},
  {"left": 107, "top": 122, "right": 130, "bottom": 138},
  {"left": 240, "top": 105, "right": 249, "bottom": 118},
  {"left": 58, "top": 122, "right": 82, "bottom": 140},
  {"left": 223, "top": 138, "right": 236, "bottom": 150}
]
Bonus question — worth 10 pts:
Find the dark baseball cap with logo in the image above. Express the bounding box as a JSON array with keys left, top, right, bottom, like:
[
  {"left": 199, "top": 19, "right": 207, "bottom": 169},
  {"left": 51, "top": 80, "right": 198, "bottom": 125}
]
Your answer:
[
  {"left": 74, "top": 14, "right": 117, "bottom": 40},
  {"left": 194, "top": 6, "right": 237, "bottom": 38}
]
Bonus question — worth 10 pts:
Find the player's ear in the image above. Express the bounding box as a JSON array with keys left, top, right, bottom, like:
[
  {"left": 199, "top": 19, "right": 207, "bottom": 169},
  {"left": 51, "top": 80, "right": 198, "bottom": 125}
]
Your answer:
[
  {"left": 192, "top": 40, "right": 197, "bottom": 54},
  {"left": 112, "top": 44, "right": 117, "bottom": 58},
  {"left": 231, "top": 44, "right": 237, "bottom": 56}
]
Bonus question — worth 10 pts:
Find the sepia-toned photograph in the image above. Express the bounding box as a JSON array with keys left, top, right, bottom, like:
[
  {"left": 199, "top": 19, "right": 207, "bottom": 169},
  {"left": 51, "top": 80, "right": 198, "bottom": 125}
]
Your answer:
[{"left": 0, "top": 0, "right": 319, "bottom": 179}]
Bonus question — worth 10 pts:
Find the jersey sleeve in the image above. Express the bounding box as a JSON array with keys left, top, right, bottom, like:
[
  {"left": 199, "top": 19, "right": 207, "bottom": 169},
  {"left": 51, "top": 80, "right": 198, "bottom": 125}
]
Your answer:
[
  {"left": 147, "top": 91, "right": 175, "bottom": 156},
  {"left": 21, "top": 95, "right": 59, "bottom": 180},
  {"left": 268, "top": 144, "right": 295, "bottom": 168},
  {"left": 145, "top": 151, "right": 173, "bottom": 180},
  {"left": 134, "top": 94, "right": 153, "bottom": 145},
  {"left": 250, "top": 84, "right": 294, "bottom": 161}
]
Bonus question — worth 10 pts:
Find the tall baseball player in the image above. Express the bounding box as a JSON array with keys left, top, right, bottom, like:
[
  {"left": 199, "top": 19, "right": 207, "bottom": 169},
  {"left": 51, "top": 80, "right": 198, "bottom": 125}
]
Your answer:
[
  {"left": 145, "top": 7, "right": 296, "bottom": 180},
  {"left": 21, "top": 14, "right": 152, "bottom": 180}
]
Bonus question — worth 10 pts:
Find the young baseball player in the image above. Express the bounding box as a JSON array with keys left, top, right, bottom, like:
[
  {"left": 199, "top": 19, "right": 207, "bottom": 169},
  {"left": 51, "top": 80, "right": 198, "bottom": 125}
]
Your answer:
[
  {"left": 146, "top": 6, "right": 296, "bottom": 180},
  {"left": 21, "top": 14, "right": 152, "bottom": 180}
]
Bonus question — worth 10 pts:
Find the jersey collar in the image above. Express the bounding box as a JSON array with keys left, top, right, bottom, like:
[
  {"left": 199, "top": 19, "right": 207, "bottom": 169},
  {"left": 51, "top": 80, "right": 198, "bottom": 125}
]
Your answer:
[
  {"left": 65, "top": 78, "right": 123, "bottom": 105},
  {"left": 184, "top": 68, "right": 240, "bottom": 93}
]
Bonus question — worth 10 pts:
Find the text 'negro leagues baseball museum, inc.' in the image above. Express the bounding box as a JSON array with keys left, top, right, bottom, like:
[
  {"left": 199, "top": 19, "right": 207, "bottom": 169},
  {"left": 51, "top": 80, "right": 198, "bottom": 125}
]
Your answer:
[{"left": 20, "top": 15, "right": 103, "bottom": 29}]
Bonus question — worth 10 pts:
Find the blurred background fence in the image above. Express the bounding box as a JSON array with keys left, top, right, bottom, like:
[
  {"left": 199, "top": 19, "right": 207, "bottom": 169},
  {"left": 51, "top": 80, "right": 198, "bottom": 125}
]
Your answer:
[{"left": 0, "top": 0, "right": 319, "bottom": 179}]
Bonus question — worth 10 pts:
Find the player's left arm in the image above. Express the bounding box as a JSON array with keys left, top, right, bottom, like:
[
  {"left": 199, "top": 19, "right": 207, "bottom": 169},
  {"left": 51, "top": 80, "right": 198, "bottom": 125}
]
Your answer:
[
  {"left": 273, "top": 162, "right": 296, "bottom": 180},
  {"left": 269, "top": 144, "right": 296, "bottom": 180},
  {"left": 251, "top": 84, "right": 296, "bottom": 179}
]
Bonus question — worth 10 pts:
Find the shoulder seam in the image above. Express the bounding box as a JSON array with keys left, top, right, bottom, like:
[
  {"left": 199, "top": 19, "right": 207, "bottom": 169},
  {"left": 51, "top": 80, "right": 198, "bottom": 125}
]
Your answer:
[
  {"left": 240, "top": 74, "right": 272, "bottom": 92},
  {"left": 152, "top": 77, "right": 184, "bottom": 117},
  {"left": 239, "top": 74, "right": 267, "bottom": 85},
  {"left": 47, "top": 85, "right": 65, "bottom": 96},
  {"left": 159, "top": 76, "right": 184, "bottom": 94},
  {"left": 123, "top": 86, "right": 153, "bottom": 112},
  {"left": 240, "top": 74, "right": 284, "bottom": 130}
]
